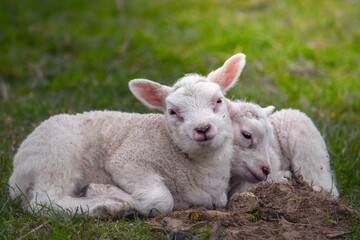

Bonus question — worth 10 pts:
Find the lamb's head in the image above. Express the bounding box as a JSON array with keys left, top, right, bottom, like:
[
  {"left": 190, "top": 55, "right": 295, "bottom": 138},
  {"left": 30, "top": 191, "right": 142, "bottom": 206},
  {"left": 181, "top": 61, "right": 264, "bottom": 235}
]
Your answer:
[
  {"left": 129, "top": 53, "right": 246, "bottom": 155},
  {"left": 228, "top": 100, "right": 275, "bottom": 183}
]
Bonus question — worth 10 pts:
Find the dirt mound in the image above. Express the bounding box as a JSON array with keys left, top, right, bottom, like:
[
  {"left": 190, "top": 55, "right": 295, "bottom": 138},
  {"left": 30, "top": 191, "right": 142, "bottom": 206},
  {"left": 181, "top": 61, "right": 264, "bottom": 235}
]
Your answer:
[{"left": 151, "top": 178, "right": 360, "bottom": 239}]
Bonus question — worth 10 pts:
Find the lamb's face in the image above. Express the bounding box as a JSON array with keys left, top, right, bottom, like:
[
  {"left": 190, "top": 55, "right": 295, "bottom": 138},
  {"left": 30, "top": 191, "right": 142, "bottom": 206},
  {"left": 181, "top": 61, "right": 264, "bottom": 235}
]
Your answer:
[
  {"left": 229, "top": 101, "right": 274, "bottom": 183},
  {"left": 129, "top": 53, "right": 246, "bottom": 156},
  {"left": 165, "top": 75, "right": 233, "bottom": 154}
]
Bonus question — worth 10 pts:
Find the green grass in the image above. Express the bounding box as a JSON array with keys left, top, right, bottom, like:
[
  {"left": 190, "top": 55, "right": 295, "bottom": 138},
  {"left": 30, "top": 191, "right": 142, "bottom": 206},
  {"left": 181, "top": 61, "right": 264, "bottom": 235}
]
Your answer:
[
  {"left": 0, "top": 198, "right": 162, "bottom": 239},
  {"left": 1, "top": 0, "right": 359, "bottom": 238}
]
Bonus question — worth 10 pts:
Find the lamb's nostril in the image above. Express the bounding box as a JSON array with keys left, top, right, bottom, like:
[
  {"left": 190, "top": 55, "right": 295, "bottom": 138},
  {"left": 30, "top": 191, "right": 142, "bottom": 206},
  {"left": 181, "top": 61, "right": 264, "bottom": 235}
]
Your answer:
[
  {"left": 262, "top": 166, "right": 270, "bottom": 176},
  {"left": 196, "top": 125, "right": 210, "bottom": 135}
]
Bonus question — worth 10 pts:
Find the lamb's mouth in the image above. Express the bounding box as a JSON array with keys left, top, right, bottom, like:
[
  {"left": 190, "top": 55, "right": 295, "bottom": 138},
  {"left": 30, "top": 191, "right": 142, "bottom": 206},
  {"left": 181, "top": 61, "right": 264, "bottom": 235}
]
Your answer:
[
  {"left": 194, "top": 133, "right": 215, "bottom": 145},
  {"left": 195, "top": 137, "right": 214, "bottom": 145},
  {"left": 246, "top": 166, "right": 267, "bottom": 182}
]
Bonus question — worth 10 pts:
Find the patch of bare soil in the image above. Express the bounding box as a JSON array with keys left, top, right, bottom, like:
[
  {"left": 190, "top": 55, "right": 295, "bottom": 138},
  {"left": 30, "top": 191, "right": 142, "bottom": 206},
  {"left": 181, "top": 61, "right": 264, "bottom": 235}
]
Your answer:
[{"left": 151, "top": 178, "right": 360, "bottom": 239}]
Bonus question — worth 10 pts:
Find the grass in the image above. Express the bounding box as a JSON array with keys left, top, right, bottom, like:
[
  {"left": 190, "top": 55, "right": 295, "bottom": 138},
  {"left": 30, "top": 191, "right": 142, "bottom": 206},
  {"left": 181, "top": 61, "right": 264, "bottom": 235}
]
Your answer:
[
  {"left": 0, "top": 0, "right": 359, "bottom": 238},
  {"left": 1, "top": 199, "right": 162, "bottom": 239}
]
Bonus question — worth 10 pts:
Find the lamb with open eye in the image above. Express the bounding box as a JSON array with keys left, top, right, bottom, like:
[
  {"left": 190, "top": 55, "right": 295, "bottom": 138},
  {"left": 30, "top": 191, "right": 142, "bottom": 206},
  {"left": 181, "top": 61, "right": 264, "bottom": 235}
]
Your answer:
[
  {"left": 8, "top": 53, "right": 247, "bottom": 217},
  {"left": 226, "top": 100, "right": 339, "bottom": 198}
]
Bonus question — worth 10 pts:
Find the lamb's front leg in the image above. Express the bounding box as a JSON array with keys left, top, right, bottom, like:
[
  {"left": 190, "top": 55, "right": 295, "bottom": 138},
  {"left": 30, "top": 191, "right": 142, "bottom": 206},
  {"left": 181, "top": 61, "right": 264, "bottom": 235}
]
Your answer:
[
  {"left": 28, "top": 191, "right": 135, "bottom": 218},
  {"left": 270, "top": 170, "right": 292, "bottom": 183},
  {"left": 82, "top": 180, "right": 174, "bottom": 216},
  {"left": 105, "top": 147, "right": 175, "bottom": 215},
  {"left": 80, "top": 183, "right": 137, "bottom": 217},
  {"left": 122, "top": 177, "right": 174, "bottom": 215}
]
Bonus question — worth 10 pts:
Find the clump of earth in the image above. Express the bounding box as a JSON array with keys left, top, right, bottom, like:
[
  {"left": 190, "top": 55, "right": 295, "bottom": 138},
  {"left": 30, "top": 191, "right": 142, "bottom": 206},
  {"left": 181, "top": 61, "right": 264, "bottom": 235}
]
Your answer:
[{"left": 151, "top": 177, "right": 360, "bottom": 239}]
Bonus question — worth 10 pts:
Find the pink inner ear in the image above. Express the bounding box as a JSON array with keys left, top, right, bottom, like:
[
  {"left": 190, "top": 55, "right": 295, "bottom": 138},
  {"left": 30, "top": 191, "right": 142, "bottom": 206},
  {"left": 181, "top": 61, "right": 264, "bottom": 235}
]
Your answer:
[
  {"left": 135, "top": 82, "right": 165, "bottom": 108},
  {"left": 222, "top": 57, "right": 241, "bottom": 89}
]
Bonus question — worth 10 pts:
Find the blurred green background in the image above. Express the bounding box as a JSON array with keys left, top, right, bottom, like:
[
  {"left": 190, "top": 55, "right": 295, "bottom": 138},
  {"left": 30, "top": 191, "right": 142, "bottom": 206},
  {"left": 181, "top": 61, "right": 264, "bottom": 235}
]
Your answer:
[{"left": 1, "top": 0, "right": 359, "bottom": 238}]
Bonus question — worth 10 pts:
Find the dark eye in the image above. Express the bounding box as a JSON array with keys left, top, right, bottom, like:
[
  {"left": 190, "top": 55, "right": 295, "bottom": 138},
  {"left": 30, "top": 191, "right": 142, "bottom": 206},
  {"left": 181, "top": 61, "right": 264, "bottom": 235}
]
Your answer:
[
  {"left": 242, "top": 131, "right": 252, "bottom": 140},
  {"left": 169, "top": 109, "right": 177, "bottom": 115},
  {"left": 217, "top": 98, "right": 222, "bottom": 104}
]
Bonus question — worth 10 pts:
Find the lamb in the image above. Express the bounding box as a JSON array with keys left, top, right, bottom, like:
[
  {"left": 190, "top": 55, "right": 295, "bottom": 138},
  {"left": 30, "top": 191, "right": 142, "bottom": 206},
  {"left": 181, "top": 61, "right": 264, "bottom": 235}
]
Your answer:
[
  {"left": 227, "top": 100, "right": 339, "bottom": 198},
  {"left": 8, "top": 53, "right": 247, "bottom": 217}
]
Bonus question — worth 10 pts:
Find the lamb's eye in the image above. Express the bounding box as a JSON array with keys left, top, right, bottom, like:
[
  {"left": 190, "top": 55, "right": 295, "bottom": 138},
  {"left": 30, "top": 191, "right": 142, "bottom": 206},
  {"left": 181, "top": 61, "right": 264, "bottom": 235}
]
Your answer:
[
  {"left": 242, "top": 131, "right": 252, "bottom": 140},
  {"left": 217, "top": 98, "right": 222, "bottom": 104},
  {"left": 169, "top": 109, "right": 177, "bottom": 115}
]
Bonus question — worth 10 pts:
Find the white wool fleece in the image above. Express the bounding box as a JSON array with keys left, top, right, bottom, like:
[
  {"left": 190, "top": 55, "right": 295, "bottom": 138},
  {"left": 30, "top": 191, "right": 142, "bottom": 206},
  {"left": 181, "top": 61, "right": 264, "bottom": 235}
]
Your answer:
[
  {"left": 228, "top": 100, "right": 339, "bottom": 198},
  {"left": 268, "top": 109, "right": 339, "bottom": 197},
  {"left": 9, "top": 53, "right": 247, "bottom": 217}
]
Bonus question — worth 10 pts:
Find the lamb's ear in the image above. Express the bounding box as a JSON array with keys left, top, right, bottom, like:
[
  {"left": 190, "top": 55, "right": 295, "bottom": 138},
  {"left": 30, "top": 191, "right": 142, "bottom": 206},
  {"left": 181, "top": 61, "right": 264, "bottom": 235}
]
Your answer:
[
  {"left": 263, "top": 105, "right": 275, "bottom": 117},
  {"left": 207, "top": 53, "right": 246, "bottom": 94},
  {"left": 225, "top": 98, "right": 237, "bottom": 120},
  {"left": 129, "top": 79, "right": 171, "bottom": 111}
]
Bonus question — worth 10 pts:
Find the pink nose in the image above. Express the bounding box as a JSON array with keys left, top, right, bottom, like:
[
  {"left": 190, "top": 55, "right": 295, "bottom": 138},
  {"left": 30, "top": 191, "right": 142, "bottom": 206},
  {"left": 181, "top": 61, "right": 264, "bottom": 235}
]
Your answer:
[
  {"left": 262, "top": 166, "right": 270, "bottom": 176},
  {"left": 193, "top": 124, "right": 215, "bottom": 141},
  {"left": 195, "top": 125, "right": 210, "bottom": 135}
]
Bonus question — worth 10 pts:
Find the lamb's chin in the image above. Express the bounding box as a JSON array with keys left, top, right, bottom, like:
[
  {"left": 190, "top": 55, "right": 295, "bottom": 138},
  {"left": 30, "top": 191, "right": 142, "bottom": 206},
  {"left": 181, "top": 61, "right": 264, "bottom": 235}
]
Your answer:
[
  {"left": 179, "top": 139, "right": 217, "bottom": 156},
  {"left": 194, "top": 137, "right": 227, "bottom": 150}
]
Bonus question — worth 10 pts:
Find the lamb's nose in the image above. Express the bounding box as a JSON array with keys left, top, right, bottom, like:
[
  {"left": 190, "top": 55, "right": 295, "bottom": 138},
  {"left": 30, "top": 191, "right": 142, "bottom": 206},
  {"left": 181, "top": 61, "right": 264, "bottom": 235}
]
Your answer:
[
  {"left": 196, "top": 125, "right": 210, "bottom": 135},
  {"left": 262, "top": 166, "right": 270, "bottom": 176}
]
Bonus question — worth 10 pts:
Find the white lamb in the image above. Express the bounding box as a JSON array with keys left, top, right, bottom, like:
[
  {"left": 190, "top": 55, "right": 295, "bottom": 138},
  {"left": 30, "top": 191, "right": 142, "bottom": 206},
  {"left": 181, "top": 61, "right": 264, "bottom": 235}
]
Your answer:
[
  {"left": 8, "top": 53, "right": 246, "bottom": 217},
  {"left": 227, "top": 100, "right": 339, "bottom": 198}
]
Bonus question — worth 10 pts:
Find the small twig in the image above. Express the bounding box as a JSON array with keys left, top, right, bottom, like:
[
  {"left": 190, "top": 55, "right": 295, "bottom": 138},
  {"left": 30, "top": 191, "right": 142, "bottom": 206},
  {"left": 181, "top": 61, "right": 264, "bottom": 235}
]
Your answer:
[
  {"left": 280, "top": 216, "right": 309, "bottom": 226},
  {"left": 0, "top": 79, "right": 8, "bottom": 101},
  {"left": 29, "top": 62, "right": 44, "bottom": 88},
  {"left": 115, "top": 0, "right": 125, "bottom": 26},
  {"left": 208, "top": 220, "right": 221, "bottom": 240},
  {"left": 120, "top": 33, "right": 132, "bottom": 54},
  {"left": 115, "top": 0, "right": 124, "bottom": 10},
  {"left": 326, "top": 231, "right": 352, "bottom": 239},
  {"left": 16, "top": 220, "right": 50, "bottom": 240}
]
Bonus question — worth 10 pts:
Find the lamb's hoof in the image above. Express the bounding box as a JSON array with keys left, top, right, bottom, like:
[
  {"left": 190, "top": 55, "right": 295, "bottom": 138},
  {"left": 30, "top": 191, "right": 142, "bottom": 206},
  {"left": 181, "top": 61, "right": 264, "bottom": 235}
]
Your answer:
[
  {"left": 118, "top": 208, "right": 138, "bottom": 219},
  {"left": 79, "top": 184, "right": 89, "bottom": 197},
  {"left": 163, "top": 231, "right": 193, "bottom": 240},
  {"left": 89, "top": 200, "right": 134, "bottom": 218}
]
